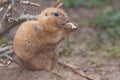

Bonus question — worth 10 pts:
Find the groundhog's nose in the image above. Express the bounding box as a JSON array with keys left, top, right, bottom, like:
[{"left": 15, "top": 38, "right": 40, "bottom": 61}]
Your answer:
[
  {"left": 65, "top": 16, "right": 70, "bottom": 23},
  {"left": 60, "top": 16, "right": 70, "bottom": 26},
  {"left": 64, "top": 20, "right": 69, "bottom": 24}
]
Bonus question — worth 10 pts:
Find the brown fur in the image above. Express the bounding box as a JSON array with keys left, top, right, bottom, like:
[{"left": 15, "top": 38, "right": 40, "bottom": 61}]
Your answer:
[{"left": 13, "top": 6, "right": 77, "bottom": 71}]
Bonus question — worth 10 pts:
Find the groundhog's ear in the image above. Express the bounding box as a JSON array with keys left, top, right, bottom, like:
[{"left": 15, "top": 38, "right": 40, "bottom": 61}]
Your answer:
[{"left": 53, "top": 0, "right": 63, "bottom": 8}]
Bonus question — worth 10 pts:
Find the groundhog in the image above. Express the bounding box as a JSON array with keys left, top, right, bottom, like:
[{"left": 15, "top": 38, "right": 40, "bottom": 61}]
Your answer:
[{"left": 13, "top": 1, "right": 77, "bottom": 71}]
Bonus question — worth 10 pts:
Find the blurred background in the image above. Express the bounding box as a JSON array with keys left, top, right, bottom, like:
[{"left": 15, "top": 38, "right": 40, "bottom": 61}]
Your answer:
[{"left": 0, "top": 0, "right": 120, "bottom": 80}]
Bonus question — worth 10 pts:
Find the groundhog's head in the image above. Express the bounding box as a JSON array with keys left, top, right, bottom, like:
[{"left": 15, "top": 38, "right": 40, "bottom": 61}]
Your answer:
[{"left": 37, "top": 0, "right": 77, "bottom": 32}]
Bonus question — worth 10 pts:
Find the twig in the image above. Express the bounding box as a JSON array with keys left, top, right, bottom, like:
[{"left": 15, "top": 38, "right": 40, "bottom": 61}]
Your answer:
[
  {"left": 0, "top": 46, "right": 14, "bottom": 66},
  {"left": 0, "top": 7, "right": 4, "bottom": 13},
  {"left": 0, "top": 14, "right": 38, "bottom": 35},
  {"left": 56, "top": 3, "right": 63, "bottom": 8},
  {"left": 0, "top": 0, "right": 40, "bottom": 8},
  {"left": 0, "top": 59, "right": 12, "bottom": 67},
  {"left": 58, "top": 61, "right": 99, "bottom": 80},
  {"left": 19, "top": 14, "right": 38, "bottom": 20},
  {"left": 53, "top": 0, "right": 61, "bottom": 7},
  {"left": 0, "top": 46, "right": 12, "bottom": 53},
  {"left": 0, "top": 3, "right": 12, "bottom": 35},
  {"left": 1, "top": 3, "right": 12, "bottom": 22},
  {"left": 0, "top": 50, "right": 14, "bottom": 60},
  {"left": 47, "top": 70, "right": 66, "bottom": 80},
  {"left": 0, "top": 59, "right": 6, "bottom": 64},
  {"left": 20, "top": 0, "right": 40, "bottom": 7},
  {"left": 0, "top": 0, "right": 10, "bottom": 7}
]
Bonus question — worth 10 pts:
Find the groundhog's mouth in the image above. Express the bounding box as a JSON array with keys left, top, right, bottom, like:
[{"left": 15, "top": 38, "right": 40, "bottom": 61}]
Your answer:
[{"left": 58, "top": 19, "right": 77, "bottom": 31}]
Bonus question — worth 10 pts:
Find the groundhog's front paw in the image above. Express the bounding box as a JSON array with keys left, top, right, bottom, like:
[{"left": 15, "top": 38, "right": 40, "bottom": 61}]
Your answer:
[{"left": 65, "top": 22, "right": 77, "bottom": 31}]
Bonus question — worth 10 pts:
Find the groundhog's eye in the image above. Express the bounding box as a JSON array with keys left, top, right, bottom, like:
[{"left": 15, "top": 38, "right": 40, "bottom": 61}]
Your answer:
[
  {"left": 53, "top": 12, "right": 59, "bottom": 16},
  {"left": 45, "top": 13, "right": 48, "bottom": 16}
]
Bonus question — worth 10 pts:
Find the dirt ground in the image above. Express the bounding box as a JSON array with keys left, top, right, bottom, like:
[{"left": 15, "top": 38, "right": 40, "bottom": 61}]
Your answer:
[{"left": 0, "top": 0, "right": 120, "bottom": 80}]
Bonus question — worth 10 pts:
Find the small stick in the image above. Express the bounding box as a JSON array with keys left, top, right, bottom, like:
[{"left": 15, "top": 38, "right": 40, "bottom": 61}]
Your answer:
[
  {"left": 0, "top": 59, "right": 6, "bottom": 64},
  {"left": 0, "top": 58, "right": 12, "bottom": 67},
  {"left": 0, "top": 46, "right": 13, "bottom": 53},
  {"left": 58, "top": 61, "right": 99, "bottom": 80},
  {"left": 1, "top": 4, "right": 12, "bottom": 22},
  {"left": 0, "top": 7, "right": 4, "bottom": 13},
  {"left": 56, "top": 3, "right": 63, "bottom": 8},
  {"left": 47, "top": 70, "right": 66, "bottom": 80},
  {"left": 53, "top": 0, "right": 61, "bottom": 7},
  {"left": 20, "top": 1, "right": 40, "bottom": 7},
  {"left": 0, "top": 50, "right": 14, "bottom": 59}
]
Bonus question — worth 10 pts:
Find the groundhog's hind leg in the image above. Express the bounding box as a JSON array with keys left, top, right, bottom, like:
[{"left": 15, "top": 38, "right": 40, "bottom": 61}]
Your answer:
[
  {"left": 51, "top": 52, "right": 58, "bottom": 70},
  {"left": 43, "top": 50, "right": 58, "bottom": 70},
  {"left": 21, "top": 53, "right": 54, "bottom": 71}
]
